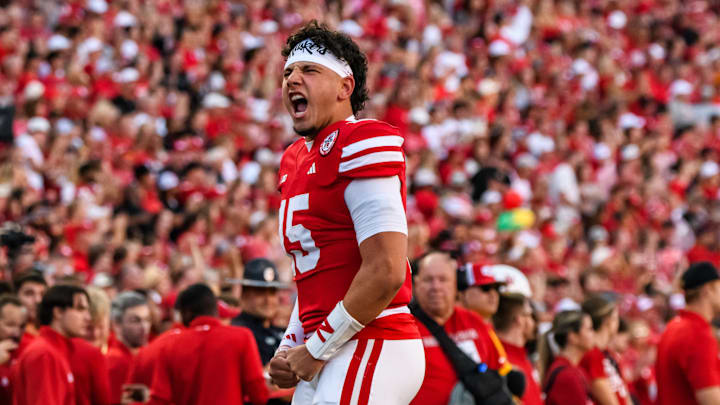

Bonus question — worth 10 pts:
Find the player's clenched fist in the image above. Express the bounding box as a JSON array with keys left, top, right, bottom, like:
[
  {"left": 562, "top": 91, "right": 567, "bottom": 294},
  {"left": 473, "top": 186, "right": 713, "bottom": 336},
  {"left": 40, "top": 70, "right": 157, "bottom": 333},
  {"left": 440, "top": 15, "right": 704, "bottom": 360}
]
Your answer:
[
  {"left": 269, "top": 349, "right": 301, "bottom": 388},
  {"left": 285, "top": 345, "right": 325, "bottom": 381}
]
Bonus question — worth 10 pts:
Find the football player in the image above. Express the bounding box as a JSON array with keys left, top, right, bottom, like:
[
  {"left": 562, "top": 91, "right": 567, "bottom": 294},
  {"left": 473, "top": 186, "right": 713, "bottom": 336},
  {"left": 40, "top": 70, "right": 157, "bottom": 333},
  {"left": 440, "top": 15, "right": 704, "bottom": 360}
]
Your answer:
[{"left": 268, "top": 21, "right": 424, "bottom": 405}]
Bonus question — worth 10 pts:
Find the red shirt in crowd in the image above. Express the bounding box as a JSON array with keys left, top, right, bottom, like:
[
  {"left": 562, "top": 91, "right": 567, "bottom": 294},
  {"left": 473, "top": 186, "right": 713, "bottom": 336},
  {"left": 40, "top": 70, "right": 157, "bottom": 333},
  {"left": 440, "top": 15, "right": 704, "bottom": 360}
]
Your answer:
[
  {"left": 411, "top": 306, "right": 492, "bottom": 405},
  {"left": 149, "top": 316, "right": 269, "bottom": 405},
  {"left": 656, "top": 309, "right": 720, "bottom": 405},
  {"left": 1, "top": 329, "right": 35, "bottom": 402},
  {"left": 128, "top": 325, "right": 183, "bottom": 388},
  {"left": 543, "top": 356, "right": 593, "bottom": 405},
  {"left": 0, "top": 352, "right": 16, "bottom": 404},
  {"left": 70, "top": 338, "right": 112, "bottom": 405},
  {"left": 579, "top": 347, "right": 630, "bottom": 405},
  {"left": 501, "top": 340, "right": 543, "bottom": 405},
  {"left": 106, "top": 338, "right": 134, "bottom": 404},
  {"left": 12, "top": 326, "right": 76, "bottom": 405},
  {"left": 686, "top": 245, "right": 720, "bottom": 268}
]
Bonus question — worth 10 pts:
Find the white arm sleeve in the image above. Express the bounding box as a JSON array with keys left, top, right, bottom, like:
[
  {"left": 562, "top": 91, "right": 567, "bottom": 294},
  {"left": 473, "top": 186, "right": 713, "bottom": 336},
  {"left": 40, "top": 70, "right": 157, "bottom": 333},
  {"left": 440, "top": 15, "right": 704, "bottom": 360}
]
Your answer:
[
  {"left": 344, "top": 176, "right": 408, "bottom": 245},
  {"left": 277, "top": 298, "right": 304, "bottom": 351}
]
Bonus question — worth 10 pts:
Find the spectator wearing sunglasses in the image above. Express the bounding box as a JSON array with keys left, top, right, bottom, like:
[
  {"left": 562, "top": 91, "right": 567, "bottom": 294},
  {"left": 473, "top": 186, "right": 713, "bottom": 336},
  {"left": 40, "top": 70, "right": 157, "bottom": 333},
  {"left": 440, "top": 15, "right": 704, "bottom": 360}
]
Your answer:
[{"left": 458, "top": 263, "right": 512, "bottom": 374}]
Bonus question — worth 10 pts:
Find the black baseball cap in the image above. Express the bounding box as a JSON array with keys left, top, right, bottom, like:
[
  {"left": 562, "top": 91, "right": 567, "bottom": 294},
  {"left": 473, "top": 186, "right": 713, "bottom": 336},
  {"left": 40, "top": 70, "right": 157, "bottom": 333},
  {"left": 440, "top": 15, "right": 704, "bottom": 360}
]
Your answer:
[
  {"left": 231, "top": 258, "right": 289, "bottom": 289},
  {"left": 682, "top": 262, "right": 720, "bottom": 290}
]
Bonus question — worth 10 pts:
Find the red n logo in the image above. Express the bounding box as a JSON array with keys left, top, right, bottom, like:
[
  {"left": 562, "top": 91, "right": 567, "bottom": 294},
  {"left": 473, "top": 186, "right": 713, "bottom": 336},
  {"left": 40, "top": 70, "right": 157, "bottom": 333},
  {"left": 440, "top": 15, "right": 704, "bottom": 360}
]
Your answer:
[{"left": 316, "top": 320, "right": 335, "bottom": 343}]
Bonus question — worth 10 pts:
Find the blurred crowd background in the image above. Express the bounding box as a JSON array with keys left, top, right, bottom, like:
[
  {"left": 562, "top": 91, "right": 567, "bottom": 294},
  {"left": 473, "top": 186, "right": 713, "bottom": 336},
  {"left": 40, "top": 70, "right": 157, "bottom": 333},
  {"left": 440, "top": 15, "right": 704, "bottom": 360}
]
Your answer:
[{"left": 2, "top": 0, "right": 720, "bottom": 403}]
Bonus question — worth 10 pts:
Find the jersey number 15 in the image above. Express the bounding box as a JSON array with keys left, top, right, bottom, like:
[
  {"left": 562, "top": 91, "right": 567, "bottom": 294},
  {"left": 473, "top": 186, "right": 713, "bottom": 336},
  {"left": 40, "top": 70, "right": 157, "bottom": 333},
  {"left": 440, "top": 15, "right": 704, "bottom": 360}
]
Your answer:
[{"left": 279, "top": 193, "right": 320, "bottom": 275}]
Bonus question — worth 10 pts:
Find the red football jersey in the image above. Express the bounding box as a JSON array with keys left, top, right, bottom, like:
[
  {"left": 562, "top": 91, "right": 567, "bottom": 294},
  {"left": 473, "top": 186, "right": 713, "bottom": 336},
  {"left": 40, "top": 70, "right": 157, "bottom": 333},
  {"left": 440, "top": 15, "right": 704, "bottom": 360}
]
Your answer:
[{"left": 277, "top": 118, "right": 418, "bottom": 340}]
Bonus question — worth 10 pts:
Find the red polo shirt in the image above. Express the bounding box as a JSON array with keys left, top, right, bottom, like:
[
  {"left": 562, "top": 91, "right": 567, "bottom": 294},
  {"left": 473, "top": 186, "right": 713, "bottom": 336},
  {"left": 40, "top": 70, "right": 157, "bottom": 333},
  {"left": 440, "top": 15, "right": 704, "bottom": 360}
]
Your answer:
[
  {"left": 12, "top": 326, "right": 76, "bottom": 405},
  {"left": 128, "top": 325, "right": 183, "bottom": 387},
  {"left": 543, "top": 356, "right": 593, "bottom": 405},
  {"left": 410, "top": 306, "right": 492, "bottom": 405},
  {"left": 107, "top": 338, "right": 135, "bottom": 403},
  {"left": 656, "top": 309, "right": 720, "bottom": 405},
  {"left": 501, "top": 340, "right": 543, "bottom": 405},
  {"left": 580, "top": 347, "right": 630, "bottom": 405},
  {"left": 70, "top": 338, "right": 112, "bottom": 405},
  {"left": 149, "top": 316, "right": 269, "bottom": 405}
]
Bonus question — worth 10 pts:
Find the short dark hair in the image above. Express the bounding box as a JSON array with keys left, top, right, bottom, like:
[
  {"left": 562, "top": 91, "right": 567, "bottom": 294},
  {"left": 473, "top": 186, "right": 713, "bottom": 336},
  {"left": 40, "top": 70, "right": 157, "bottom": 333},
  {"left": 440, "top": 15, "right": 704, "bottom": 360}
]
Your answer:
[
  {"left": 0, "top": 294, "right": 22, "bottom": 314},
  {"left": 492, "top": 295, "right": 526, "bottom": 333},
  {"left": 282, "top": 20, "right": 369, "bottom": 115},
  {"left": 13, "top": 270, "right": 47, "bottom": 292},
  {"left": 175, "top": 283, "right": 217, "bottom": 324},
  {"left": 38, "top": 285, "right": 89, "bottom": 326}
]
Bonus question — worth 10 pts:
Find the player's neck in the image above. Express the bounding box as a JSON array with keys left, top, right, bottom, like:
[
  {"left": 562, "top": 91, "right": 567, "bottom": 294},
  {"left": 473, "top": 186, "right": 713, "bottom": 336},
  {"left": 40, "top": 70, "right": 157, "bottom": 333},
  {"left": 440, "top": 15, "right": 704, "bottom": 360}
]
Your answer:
[{"left": 303, "top": 106, "right": 354, "bottom": 142}]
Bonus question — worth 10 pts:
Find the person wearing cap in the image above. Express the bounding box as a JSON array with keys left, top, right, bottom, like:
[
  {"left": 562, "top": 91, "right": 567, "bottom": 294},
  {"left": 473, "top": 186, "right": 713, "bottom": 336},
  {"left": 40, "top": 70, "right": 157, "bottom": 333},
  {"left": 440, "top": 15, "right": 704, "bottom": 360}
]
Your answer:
[
  {"left": 231, "top": 258, "right": 288, "bottom": 365},
  {"left": 231, "top": 258, "right": 291, "bottom": 405},
  {"left": 409, "top": 252, "right": 500, "bottom": 405},
  {"left": 149, "top": 283, "right": 269, "bottom": 405},
  {"left": 656, "top": 262, "right": 720, "bottom": 405},
  {"left": 458, "top": 263, "right": 511, "bottom": 373}
]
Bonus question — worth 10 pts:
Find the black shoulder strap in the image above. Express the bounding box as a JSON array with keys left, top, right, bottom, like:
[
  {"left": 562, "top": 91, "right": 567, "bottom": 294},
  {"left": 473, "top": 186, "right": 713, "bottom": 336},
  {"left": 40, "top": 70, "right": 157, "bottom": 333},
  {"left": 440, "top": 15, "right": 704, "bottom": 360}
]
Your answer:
[
  {"left": 543, "top": 365, "right": 567, "bottom": 395},
  {"left": 409, "top": 301, "right": 478, "bottom": 377}
]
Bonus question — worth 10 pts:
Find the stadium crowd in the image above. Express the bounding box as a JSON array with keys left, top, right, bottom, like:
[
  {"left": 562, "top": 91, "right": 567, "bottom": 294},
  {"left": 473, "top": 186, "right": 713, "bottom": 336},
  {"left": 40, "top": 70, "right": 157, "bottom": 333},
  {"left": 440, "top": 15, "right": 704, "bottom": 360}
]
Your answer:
[{"left": 1, "top": 0, "right": 720, "bottom": 404}]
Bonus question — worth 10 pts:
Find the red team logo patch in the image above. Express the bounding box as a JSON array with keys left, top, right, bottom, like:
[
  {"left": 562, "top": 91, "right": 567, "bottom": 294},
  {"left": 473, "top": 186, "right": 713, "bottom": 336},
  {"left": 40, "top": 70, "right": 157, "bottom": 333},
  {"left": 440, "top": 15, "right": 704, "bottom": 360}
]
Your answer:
[{"left": 319, "top": 130, "right": 338, "bottom": 156}]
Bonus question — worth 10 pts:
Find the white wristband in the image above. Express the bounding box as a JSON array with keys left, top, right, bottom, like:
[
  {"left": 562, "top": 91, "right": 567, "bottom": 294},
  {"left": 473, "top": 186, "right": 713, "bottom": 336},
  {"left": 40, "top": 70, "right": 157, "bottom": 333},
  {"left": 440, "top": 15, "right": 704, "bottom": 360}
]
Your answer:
[{"left": 305, "top": 301, "right": 364, "bottom": 361}]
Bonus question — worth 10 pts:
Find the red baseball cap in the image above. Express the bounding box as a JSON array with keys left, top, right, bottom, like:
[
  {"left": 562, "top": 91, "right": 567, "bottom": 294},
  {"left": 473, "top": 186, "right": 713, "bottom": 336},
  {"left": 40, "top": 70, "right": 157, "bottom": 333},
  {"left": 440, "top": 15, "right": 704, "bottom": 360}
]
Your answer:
[{"left": 462, "top": 263, "right": 507, "bottom": 288}]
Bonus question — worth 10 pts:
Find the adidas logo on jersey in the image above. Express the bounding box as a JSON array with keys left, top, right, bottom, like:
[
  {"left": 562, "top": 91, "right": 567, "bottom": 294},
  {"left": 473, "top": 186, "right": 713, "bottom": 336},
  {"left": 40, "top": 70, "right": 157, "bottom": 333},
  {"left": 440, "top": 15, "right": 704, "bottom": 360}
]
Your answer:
[{"left": 307, "top": 162, "right": 316, "bottom": 175}]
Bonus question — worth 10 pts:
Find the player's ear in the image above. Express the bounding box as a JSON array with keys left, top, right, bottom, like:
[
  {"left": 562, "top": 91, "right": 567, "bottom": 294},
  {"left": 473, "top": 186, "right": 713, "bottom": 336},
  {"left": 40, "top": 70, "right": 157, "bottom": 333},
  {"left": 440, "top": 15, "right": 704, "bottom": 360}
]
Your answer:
[{"left": 338, "top": 75, "right": 355, "bottom": 102}]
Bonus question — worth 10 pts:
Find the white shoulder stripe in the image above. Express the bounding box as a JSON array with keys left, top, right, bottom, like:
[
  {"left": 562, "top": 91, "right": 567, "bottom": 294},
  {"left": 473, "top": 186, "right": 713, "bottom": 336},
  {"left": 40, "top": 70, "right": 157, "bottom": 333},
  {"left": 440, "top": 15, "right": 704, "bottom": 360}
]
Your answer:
[
  {"left": 338, "top": 151, "right": 404, "bottom": 173},
  {"left": 341, "top": 135, "right": 404, "bottom": 158}
]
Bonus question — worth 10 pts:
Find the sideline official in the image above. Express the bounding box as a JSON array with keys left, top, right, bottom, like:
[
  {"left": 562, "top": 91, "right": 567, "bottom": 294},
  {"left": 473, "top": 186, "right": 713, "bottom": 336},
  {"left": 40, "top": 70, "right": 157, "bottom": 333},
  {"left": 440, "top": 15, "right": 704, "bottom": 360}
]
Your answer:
[{"left": 231, "top": 258, "right": 289, "bottom": 364}]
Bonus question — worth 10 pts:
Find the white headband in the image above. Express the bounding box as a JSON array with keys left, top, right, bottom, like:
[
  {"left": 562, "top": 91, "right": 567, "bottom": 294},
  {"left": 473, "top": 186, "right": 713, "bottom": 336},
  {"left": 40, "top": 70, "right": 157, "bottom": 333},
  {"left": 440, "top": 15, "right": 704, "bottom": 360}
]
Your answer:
[{"left": 284, "top": 39, "right": 353, "bottom": 78}]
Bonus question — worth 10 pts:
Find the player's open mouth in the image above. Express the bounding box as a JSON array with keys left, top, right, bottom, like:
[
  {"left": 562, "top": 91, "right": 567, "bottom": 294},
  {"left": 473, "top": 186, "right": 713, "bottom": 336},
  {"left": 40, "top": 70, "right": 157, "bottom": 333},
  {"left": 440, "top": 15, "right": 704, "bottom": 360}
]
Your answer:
[{"left": 290, "top": 93, "right": 308, "bottom": 118}]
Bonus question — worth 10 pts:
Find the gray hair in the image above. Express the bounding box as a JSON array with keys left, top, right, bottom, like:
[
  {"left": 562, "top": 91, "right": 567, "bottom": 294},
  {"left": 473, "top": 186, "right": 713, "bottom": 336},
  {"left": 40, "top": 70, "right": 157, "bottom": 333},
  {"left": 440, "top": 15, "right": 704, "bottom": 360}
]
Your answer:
[{"left": 111, "top": 291, "right": 148, "bottom": 323}]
